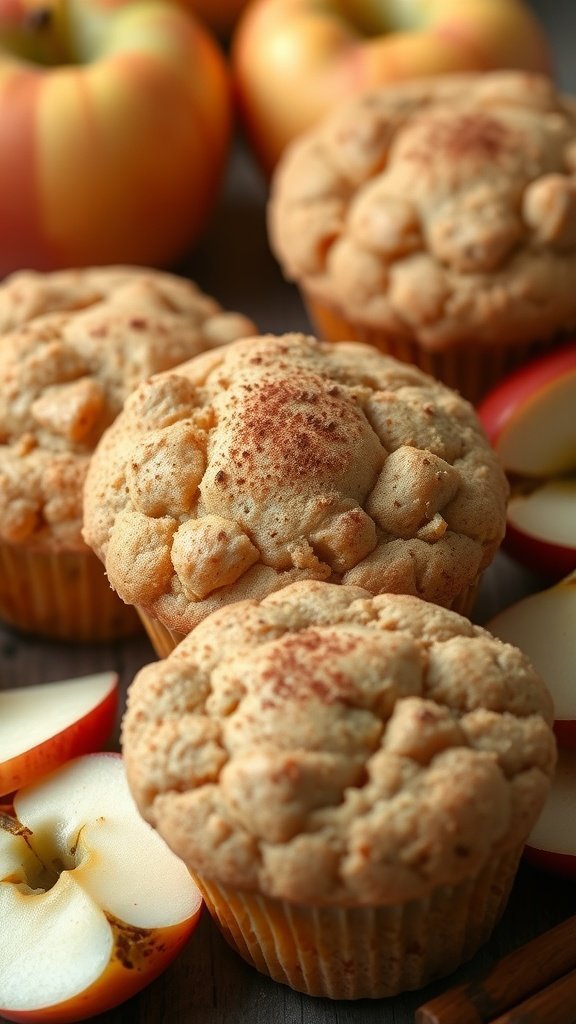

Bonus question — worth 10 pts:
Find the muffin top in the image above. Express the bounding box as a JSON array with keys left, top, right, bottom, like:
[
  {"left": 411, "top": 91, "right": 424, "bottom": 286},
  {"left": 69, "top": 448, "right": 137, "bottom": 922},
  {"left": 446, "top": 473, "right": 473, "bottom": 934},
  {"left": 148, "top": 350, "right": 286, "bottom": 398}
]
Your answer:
[
  {"left": 0, "top": 267, "right": 255, "bottom": 551},
  {"left": 122, "top": 580, "right": 556, "bottom": 906},
  {"left": 83, "top": 332, "right": 508, "bottom": 630},
  {"left": 269, "top": 71, "right": 576, "bottom": 350},
  {"left": 0, "top": 265, "right": 237, "bottom": 333}
]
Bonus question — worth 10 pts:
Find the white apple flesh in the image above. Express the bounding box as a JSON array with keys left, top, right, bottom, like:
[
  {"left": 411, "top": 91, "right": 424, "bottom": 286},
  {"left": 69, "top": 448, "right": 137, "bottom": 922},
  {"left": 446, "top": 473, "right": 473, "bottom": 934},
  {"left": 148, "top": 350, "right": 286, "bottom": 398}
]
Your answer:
[
  {"left": 0, "top": 673, "right": 119, "bottom": 797},
  {"left": 487, "top": 572, "right": 576, "bottom": 748},
  {"left": 507, "top": 480, "right": 576, "bottom": 548},
  {"left": 478, "top": 344, "right": 576, "bottom": 579},
  {"left": 525, "top": 748, "right": 576, "bottom": 879},
  {"left": 486, "top": 362, "right": 576, "bottom": 478},
  {"left": 505, "top": 480, "right": 576, "bottom": 579},
  {"left": 0, "top": 752, "right": 202, "bottom": 1023},
  {"left": 478, "top": 343, "right": 576, "bottom": 477}
]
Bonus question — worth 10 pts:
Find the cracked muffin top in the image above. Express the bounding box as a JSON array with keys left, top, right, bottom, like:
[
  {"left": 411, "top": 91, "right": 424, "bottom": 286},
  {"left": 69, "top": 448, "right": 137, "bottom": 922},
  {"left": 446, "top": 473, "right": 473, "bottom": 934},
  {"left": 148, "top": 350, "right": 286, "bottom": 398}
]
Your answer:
[
  {"left": 0, "top": 265, "right": 242, "bottom": 333},
  {"left": 268, "top": 71, "right": 576, "bottom": 350},
  {"left": 0, "top": 266, "right": 255, "bottom": 551},
  {"left": 122, "top": 580, "right": 556, "bottom": 905},
  {"left": 83, "top": 332, "right": 508, "bottom": 630}
]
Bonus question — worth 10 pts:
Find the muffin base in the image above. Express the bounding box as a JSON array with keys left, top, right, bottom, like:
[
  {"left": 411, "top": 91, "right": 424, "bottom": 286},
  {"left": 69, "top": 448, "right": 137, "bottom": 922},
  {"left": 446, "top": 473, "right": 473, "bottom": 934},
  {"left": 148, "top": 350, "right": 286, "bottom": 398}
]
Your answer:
[
  {"left": 305, "top": 294, "right": 558, "bottom": 405},
  {"left": 137, "top": 579, "right": 479, "bottom": 659},
  {"left": 137, "top": 608, "right": 188, "bottom": 657},
  {"left": 192, "top": 845, "right": 522, "bottom": 999},
  {"left": 0, "top": 542, "right": 141, "bottom": 643}
]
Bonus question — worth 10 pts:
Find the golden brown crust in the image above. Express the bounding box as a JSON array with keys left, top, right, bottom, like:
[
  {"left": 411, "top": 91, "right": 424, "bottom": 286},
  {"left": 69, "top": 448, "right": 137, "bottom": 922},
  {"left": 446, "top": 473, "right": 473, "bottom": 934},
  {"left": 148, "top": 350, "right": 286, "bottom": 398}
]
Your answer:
[
  {"left": 122, "top": 581, "right": 556, "bottom": 905},
  {"left": 83, "top": 332, "right": 508, "bottom": 629},
  {"left": 0, "top": 267, "right": 255, "bottom": 551},
  {"left": 269, "top": 71, "right": 576, "bottom": 350}
]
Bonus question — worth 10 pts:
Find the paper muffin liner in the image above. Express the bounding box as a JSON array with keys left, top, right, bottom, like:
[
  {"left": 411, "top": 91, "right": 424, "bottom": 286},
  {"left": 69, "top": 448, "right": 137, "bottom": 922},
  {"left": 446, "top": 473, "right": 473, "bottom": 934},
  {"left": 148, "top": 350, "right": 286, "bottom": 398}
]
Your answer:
[
  {"left": 0, "top": 541, "right": 141, "bottom": 643},
  {"left": 305, "top": 293, "right": 558, "bottom": 406},
  {"left": 136, "top": 608, "right": 188, "bottom": 657},
  {"left": 138, "top": 579, "right": 479, "bottom": 660},
  {"left": 191, "top": 844, "right": 522, "bottom": 999}
]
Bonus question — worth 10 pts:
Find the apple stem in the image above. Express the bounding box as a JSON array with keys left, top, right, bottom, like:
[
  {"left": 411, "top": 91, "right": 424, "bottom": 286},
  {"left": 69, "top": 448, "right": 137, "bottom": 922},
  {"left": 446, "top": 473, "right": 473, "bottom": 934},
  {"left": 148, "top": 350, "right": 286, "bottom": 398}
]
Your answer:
[
  {"left": 1, "top": 810, "right": 64, "bottom": 890},
  {"left": 0, "top": 1, "right": 70, "bottom": 66},
  {"left": 25, "top": 6, "right": 53, "bottom": 32},
  {"left": 0, "top": 809, "right": 31, "bottom": 838}
]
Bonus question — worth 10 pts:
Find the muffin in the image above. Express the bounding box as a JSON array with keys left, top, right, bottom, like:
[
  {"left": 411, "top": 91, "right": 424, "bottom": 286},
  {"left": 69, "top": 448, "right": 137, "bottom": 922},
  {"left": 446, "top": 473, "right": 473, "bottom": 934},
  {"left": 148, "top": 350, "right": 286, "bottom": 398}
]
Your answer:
[
  {"left": 121, "top": 579, "right": 557, "bottom": 999},
  {"left": 0, "top": 264, "right": 232, "bottom": 332},
  {"left": 83, "top": 332, "right": 508, "bottom": 656},
  {"left": 0, "top": 266, "right": 255, "bottom": 642},
  {"left": 268, "top": 71, "right": 576, "bottom": 404}
]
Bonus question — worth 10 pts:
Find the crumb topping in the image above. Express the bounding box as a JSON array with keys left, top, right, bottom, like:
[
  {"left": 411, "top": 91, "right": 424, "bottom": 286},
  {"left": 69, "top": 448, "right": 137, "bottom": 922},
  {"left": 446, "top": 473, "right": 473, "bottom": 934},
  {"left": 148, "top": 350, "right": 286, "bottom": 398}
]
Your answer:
[
  {"left": 83, "top": 333, "right": 508, "bottom": 628},
  {"left": 122, "top": 581, "right": 556, "bottom": 905},
  {"left": 269, "top": 71, "right": 576, "bottom": 348}
]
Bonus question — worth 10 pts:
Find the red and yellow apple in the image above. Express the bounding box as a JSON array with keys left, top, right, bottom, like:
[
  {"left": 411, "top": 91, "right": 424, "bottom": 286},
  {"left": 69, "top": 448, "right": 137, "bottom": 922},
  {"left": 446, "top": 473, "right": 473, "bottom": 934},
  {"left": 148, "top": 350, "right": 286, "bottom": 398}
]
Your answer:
[
  {"left": 0, "top": 672, "right": 119, "bottom": 797},
  {"left": 0, "top": 0, "right": 232, "bottom": 274},
  {"left": 232, "top": 0, "right": 552, "bottom": 175},
  {"left": 478, "top": 343, "right": 576, "bottom": 579},
  {"left": 0, "top": 752, "right": 202, "bottom": 1022},
  {"left": 487, "top": 571, "right": 576, "bottom": 749}
]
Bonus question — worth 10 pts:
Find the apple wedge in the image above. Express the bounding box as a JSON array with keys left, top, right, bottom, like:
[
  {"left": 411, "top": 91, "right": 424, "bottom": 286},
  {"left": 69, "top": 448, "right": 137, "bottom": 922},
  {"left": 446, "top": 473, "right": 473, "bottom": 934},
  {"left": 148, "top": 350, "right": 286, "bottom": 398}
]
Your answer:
[
  {"left": 0, "top": 752, "right": 202, "bottom": 1023},
  {"left": 487, "top": 572, "right": 576, "bottom": 748},
  {"left": 524, "top": 748, "right": 576, "bottom": 880},
  {"left": 478, "top": 343, "right": 576, "bottom": 578},
  {"left": 478, "top": 343, "right": 576, "bottom": 479},
  {"left": 505, "top": 480, "right": 576, "bottom": 579},
  {"left": 0, "top": 673, "right": 119, "bottom": 797}
]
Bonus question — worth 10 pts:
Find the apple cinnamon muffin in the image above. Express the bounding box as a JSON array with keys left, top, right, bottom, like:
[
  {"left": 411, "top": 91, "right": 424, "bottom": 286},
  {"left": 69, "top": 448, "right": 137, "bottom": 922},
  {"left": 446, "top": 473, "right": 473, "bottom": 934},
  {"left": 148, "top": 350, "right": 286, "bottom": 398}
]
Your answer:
[
  {"left": 0, "top": 264, "right": 238, "bottom": 333},
  {"left": 268, "top": 71, "right": 576, "bottom": 403},
  {"left": 83, "top": 332, "right": 508, "bottom": 656},
  {"left": 122, "top": 580, "right": 556, "bottom": 998},
  {"left": 0, "top": 266, "right": 255, "bottom": 641}
]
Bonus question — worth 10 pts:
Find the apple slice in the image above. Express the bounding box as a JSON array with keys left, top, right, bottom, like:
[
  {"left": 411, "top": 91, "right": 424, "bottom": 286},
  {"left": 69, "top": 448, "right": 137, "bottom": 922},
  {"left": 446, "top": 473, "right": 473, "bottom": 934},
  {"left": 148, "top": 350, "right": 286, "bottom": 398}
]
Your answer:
[
  {"left": 524, "top": 748, "right": 576, "bottom": 880},
  {"left": 0, "top": 673, "right": 119, "bottom": 797},
  {"left": 505, "top": 479, "right": 576, "bottom": 579},
  {"left": 478, "top": 342, "right": 576, "bottom": 478},
  {"left": 0, "top": 752, "right": 202, "bottom": 1023},
  {"left": 487, "top": 572, "right": 576, "bottom": 748},
  {"left": 478, "top": 343, "right": 576, "bottom": 578}
]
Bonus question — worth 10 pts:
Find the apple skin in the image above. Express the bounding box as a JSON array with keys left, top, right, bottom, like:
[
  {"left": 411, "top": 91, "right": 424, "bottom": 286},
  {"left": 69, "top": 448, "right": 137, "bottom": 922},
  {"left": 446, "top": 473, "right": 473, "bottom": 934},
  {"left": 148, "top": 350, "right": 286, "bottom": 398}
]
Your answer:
[
  {"left": 0, "top": 752, "right": 203, "bottom": 1023},
  {"left": 0, "top": 673, "right": 119, "bottom": 798},
  {"left": 504, "top": 485, "right": 576, "bottom": 582},
  {"left": 478, "top": 343, "right": 576, "bottom": 579},
  {"left": 524, "top": 748, "right": 576, "bottom": 881},
  {"left": 0, "top": 0, "right": 232, "bottom": 274},
  {"left": 487, "top": 572, "right": 576, "bottom": 750},
  {"left": 232, "top": 0, "right": 552, "bottom": 175},
  {"left": 0, "top": 919, "right": 196, "bottom": 1024},
  {"left": 478, "top": 343, "right": 576, "bottom": 476}
]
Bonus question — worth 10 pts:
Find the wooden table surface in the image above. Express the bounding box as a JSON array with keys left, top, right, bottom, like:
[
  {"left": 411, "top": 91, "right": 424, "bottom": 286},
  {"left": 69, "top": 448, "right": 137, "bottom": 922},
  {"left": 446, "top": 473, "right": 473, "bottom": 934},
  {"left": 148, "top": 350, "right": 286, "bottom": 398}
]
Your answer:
[{"left": 2, "top": 2, "right": 575, "bottom": 1021}]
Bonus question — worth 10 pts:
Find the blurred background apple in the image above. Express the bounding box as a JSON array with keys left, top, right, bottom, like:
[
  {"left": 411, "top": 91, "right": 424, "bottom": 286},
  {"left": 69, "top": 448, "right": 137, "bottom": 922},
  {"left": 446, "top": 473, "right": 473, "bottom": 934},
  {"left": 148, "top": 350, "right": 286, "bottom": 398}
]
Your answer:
[
  {"left": 232, "top": 0, "right": 552, "bottom": 175},
  {"left": 0, "top": 0, "right": 232, "bottom": 274}
]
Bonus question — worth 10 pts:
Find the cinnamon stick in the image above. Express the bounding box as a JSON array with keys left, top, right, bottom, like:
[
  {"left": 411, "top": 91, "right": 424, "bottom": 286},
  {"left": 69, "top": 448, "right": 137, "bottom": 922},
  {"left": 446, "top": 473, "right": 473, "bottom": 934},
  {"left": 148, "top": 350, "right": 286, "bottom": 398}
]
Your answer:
[
  {"left": 415, "top": 914, "right": 576, "bottom": 1024},
  {"left": 490, "top": 967, "right": 576, "bottom": 1023}
]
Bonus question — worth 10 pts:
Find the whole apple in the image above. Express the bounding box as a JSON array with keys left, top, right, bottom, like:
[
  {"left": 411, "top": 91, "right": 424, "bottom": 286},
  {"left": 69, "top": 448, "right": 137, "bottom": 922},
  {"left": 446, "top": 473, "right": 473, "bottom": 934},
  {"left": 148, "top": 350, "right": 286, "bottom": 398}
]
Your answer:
[
  {"left": 232, "top": 0, "right": 552, "bottom": 175},
  {"left": 0, "top": 0, "right": 232, "bottom": 274}
]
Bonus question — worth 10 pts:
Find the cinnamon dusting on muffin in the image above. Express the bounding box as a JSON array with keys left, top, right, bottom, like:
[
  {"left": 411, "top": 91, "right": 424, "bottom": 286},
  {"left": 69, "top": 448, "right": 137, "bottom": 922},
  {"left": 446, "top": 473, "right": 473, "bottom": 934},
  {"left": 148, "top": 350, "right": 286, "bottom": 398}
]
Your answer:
[
  {"left": 122, "top": 582, "right": 556, "bottom": 906},
  {"left": 83, "top": 333, "right": 508, "bottom": 632}
]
